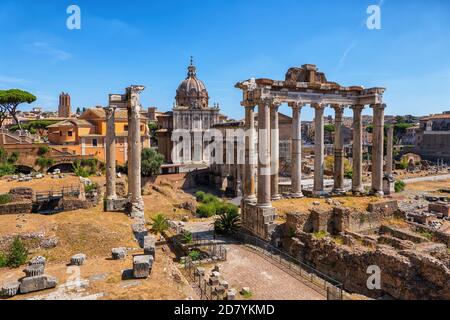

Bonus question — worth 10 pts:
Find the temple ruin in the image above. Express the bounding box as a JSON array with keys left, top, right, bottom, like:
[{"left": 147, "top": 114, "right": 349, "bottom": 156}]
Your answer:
[{"left": 236, "top": 64, "right": 387, "bottom": 240}]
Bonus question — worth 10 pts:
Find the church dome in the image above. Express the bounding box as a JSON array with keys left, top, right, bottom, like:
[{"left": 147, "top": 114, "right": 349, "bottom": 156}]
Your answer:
[{"left": 176, "top": 59, "right": 209, "bottom": 109}]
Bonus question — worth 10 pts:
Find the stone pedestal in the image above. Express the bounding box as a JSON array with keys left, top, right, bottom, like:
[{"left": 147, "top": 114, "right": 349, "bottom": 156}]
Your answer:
[{"left": 241, "top": 201, "right": 277, "bottom": 241}]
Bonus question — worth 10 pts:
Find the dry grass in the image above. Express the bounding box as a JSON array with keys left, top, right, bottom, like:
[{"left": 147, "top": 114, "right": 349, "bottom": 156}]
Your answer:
[
  {"left": 273, "top": 196, "right": 379, "bottom": 218},
  {"left": 404, "top": 179, "right": 450, "bottom": 193}
]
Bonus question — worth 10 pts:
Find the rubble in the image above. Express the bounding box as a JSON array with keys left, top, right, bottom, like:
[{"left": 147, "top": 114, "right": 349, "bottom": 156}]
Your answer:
[
  {"left": 133, "top": 255, "right": 154, "bottom": 279},
  {"left": 70, "top": 254, "right": 86, "bottom": 266}
]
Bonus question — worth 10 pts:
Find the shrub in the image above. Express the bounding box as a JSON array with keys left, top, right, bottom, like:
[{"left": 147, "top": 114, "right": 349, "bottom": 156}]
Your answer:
[
  {"left": 344, "top": 169, "right": 353, "bottom": 179},
  {"left": 202, "top": 193, "right": 220, "bottom": 204},
  {"left": 195, "top": 191, "right": 206, "bottom": 202},
  {"left": 0, "top": 251, "right": 7, "bottom": 268},
  {"left": 216, "top": 203, "right": 239, "bottom": 216},
  {"left": 141, "top": 148, "right": 164, "bottom": 177},
  {"left": 7, "top": 151, "right": 19, "bottom": 164},
  {"left": 188, "top": 250, "right": 201, "bottom": 261},
  {"left": 72, "top": 161, "right": 90, "bottom": 177},
  {"left": 196, "top": 203, "right": 217, "bottom": 218},
  {"left": 0, "top": 163, "right": 16, "bottom": 177},
  {"left": 0, "top": 193, "right": 12, "bottom": 205},
  {"left": 182, "top": 231, "right": 193, "bottom": 244},
  {"left": 313, "top": 230, "right": 328, "bottom": 239},
  {"left": 151, "top": 214, "right": 169, "bottom": 234},
  {"left": 37, "top": 145, "right": 50, "bottom": 156},
  {"left": 394, "top": 180, "right": 406, "bottom": 193},
  {"left": 85, "top": 183, "right": 99, "bottom": 193},
  {"left": 6, "top": 237, "right": 28, "bottom": 268},
  {"left": 35, "top": 157, "right": 54, "bottom": 170}
]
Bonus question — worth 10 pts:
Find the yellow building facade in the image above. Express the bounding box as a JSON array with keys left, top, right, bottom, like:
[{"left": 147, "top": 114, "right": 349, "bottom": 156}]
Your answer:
[{"left": 48, "top": 108, "right": 151, "bottom": 165}]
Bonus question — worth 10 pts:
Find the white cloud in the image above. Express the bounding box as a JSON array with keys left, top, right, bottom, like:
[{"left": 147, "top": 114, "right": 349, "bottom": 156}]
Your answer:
[
  {"left": 0, "top": 75, "right": 31, "bottom": 85},
  {"left": 28, "top": 42, "right": 72, "bottom": 61}
]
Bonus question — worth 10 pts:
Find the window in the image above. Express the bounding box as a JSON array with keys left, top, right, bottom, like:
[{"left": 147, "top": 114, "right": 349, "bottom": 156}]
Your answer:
[
  {"left": 68, "top": 131, "right": 73, "bottom": 137},
  {"left": 124, "top": 125, "right": 129, "bottom": 131},
  {"left": 92, "top": 139, "right": 98, "bottom": 147}
]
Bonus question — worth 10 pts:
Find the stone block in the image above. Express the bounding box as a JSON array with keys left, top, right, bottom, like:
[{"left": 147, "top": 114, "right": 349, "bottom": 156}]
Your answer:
[
  {"left": 19, "top": 275, "right": 58, "bottom": 294},
  {"left": 241, "top": 287, "right": 251, "bottom": 295},
  {"left": 227, "top": 288, "right": 237, "bottom": 300},
  {"left": 143, "top": 235, "right": 156, "bottom": 257},
  {"left": 24, "top": 264, "right": 45, "bottom": 277},
  {"left": 219, "top": 280, "right": 229, "bottom": 289},
  {"left": 112, "top": 248, "right": 126, "bottom": 260},
  {"left": 104, "top": 198, "right": 128, "bottom": 212},
  {"left": 429, "top": 202, "right": 450, "bottom": 217},
  {"left": 211, "top": 271, "right": 221, "bottom": 278},
  {"left": 29, "top": 256, "right": 46, "bottom": 267},
  {"left": 133, "top": 255, "right": 154, "bottom": 279},
  {"left": 215, "top": 285, "right": 226, "bottom": 295},
  {"left": 1, "top": 281, "right": 20, "bottom": 298},
  {"left": 209, "top": 276, "right": 219, "bottom": 286},
  {"left": 195, "top": 267, "right": 205, "bottom": 277},
  {"left": 71, "top": 253, "right": 86, "bottom": 266}
]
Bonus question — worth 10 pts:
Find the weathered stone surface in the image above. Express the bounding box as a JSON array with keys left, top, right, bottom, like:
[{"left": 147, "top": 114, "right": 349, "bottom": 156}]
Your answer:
[
  {"left": 215, "top": 285, "right": 226, "bottom": 295},
  {"left": 241, "top": 287, "right": 251, "bottom": 295},
  {"left": 24, "top": 264, "right": 45, "bottom": 277},
  {"left": 133, "top": 255, "right": 153, "bottom": 279},
  {"left": 112, "top": 247, "right": 126, "bottom": 260},
  {"left": 368, "top": 200, "right": 399, "bottom": 214},
  {"left": 9, "top": 187, "right": 34, "bottom": 202},
  {"left": 1, "top": 281, "right": 20, "bottom": 298},
  {"left": 143, "top": 235, "right": 156, "bottom": 257},
  {"left": 219, "top": 280, "right": 229, "bottom": 289},
  {"left": 429, "top": 202, "right": 450, "bottom": 217},
  {"left": 19, "top": 275, "right": 58, "bottom": 294},
  {"left": 29, "top": 256, "right": 46, "bottom": 267},
  {"left": 70, "top": 253, "right": 86, "bottom": 266},
  {"left": 195, "top": 267, "right": 205, "bottom": 277},
  {"left": 0, "top": 202, "right": 32, "bottom": 215},
  {"left": 379, "top": 225, "right": 429, "bottom": 244},
  {"left": 378, "top": 235, "right": 415, "bottom": 250},
  {"left": 227, "top": 288, "right": 237, "bottom": 300},
  {"left": 41, "top": 237, "right": 58, "bottom": 249},
  {"left": 209, "top": 276, "right": 219, "bottom": 286}
]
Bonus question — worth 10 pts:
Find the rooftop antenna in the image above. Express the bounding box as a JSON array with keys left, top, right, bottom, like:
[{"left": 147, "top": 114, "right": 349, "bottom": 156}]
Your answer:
[{"left": 190, "top": 55, "right": 194, "bottom": 66}]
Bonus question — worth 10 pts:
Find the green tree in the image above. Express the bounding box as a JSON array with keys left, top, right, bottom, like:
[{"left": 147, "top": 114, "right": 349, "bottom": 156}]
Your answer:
[
  {"left": 36, "top": 157, "right": 54, "bottom": 171},
  {"left": 214, "top": 209, "right": 241, "bottom": 235},
  {"left": 0, "top": 89, "right": 36, "bottom": 131},
  {"left": 150, "top": 214, "right": 169, "bottom": 234},
  {"left": 141, "top": 148, "right": 164, "bottom": 177},
  {"left": 38, "top": 145, "right": 50, "bottom": 156},
  {"left": 395, "top": 180, "right": 406, "bottom": 193},
  {"left": 6, "top": 237, "right": 28, "bottom": 268},
  {"left": 324, "top": 124, "right": 335, "bottom": 133}
]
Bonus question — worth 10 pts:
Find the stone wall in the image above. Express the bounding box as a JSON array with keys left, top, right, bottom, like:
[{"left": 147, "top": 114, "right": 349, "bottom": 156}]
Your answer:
[
  {"left": 285, "top": 231, "right": 450, "bottom": 300},
  {"left": 368, "top": 200, "right": 399, "bottom": 215},
  {"left": 241, "top": 201, "right": 277, "bottom": 241},
  {"left": 0, "top": 202, "right": 32, "bottom": 215},
  {"left": 9, "top": 188, "right": 34, "bottom": 202}
]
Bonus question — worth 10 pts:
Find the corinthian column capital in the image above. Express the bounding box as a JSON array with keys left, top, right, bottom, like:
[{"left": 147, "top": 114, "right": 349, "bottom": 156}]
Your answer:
[
  {"left": 311, "top": 103, "right": 325, "bottom": 111},
  {"left": 104, "top": 106, "right": 116, "bottom": 119},
  {"left": 288, "top": 101, "right": 305, "bottom": 110},
  {"left": 350, "top": 104, "right": 365, "bottom": 112},
  {"left": 370, "top": 103, "right": 386, "bottom": 110}
]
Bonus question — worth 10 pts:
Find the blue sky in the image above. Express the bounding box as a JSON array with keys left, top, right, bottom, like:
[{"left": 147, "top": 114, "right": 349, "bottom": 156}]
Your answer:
[{"left": 0, "top": 0, "right": 449, "bottom": 120}]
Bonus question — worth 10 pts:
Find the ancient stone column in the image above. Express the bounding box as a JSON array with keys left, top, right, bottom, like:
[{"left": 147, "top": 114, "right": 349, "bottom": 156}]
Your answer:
[
  {"left": 290, "top": 102, "right": 304, "bottom": 198},
  {"left": 270, "top": 101, "right": 281, "bottom": 200},
  {"left": 371, "top": 103, "right": 386, "bottom": 196},
  {"left": 351, "top": 105, "right": 364, "bottom": 193},
  {"left": 127, "top": 108, "right": 133, "bottom": 198},
  {"left": 313, "top": 103, "right": 325, "bottom": 195},
  {"left": 386, "top": 125, "right": 394, "bottom": 175},
  {"left": 128, "top": 86, "right": 145, "bottom": 217},
  {"left": 332, "top": 105, "right": 345, "bottom": 193},
  {"left": 257, "top": 99, "right": 272, "bottom": 208},
  {"left": 244, "top": 104, "right": 257, "bottom": 202},
  {"left": 104, "top": 106, "right": 117, "bottom": 201}
]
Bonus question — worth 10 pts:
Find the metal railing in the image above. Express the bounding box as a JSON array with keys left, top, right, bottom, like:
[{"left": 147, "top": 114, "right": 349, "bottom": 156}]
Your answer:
[
  {"left": 35, "top": 185, "right": 81, "bottom": 202},
  {"left": 234, "top": 232, "right": 344, "bottom": 300},
  {"left": 184, "top": 257, "right": 226, "bottom": 300}
]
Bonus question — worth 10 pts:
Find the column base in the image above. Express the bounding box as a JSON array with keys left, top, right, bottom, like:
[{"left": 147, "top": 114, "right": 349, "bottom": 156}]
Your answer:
[
  {"left": 312, "top": 190, "right": 327, "bottom": 197},
  {"left": 290, "top": 192, "right": 304, "bottom": 199},
  {"left": 256, "top": 202, "right": 272, "bottom": 209},
  {"left": 332, "top": 188, "right": 345, "bottom": 195},
  {"left": 372, "top": 190, "right": 385, "bottom": 197},
  {"left": 244, "top": 195, "right": 257, "bottom": 203},
  {"left": 271, "top": 194, "right": 282, "bottom": 201},
  {"left": 352, "top": 188, "right": 365, "bottom": 195}
]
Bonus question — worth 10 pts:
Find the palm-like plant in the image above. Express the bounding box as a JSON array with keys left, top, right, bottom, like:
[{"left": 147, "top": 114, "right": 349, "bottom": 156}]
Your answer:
[
  {"left": 214, "top": 210, "right": 241, "bottom": 235},
  {"left": 151, "top": 214, "right": 169, "bottom": 234}
]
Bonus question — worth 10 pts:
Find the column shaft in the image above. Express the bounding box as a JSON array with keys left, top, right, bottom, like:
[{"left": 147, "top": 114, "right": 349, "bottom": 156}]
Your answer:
[
  {"left": 244, "top": 105, "right": 256, "bottom": 202},
  {"left": 332, "top": 105, "right": 345, "bottom": 192},
  {"left": 313, "top": 104, "right": 325, "bottom": 194},
  {"left": 257, "top": 100, "right": 271, "bottom": 207},
  {"left": 351, "top": 105, "right": 364, "bottom": 193},
  {"left": 291, "top": 103, "right": 303, "bottom": 198},
  {"left": 127, "top": 108, "right": 133, "bottom": 197},
  {"left": 386, "top": 125, "right": 394, "bottom": 175},
  {"left": 129, "top": 104, "right": 144, "bottom": 216},
  {"left": 105, "top": 107, "right": 117, "bottom": 200},
  {"left": 270, "top": 103, "right": 281, "bottom": 200},
  {"left": 371, "top": 104, "right": 386, "bottom": 195}
]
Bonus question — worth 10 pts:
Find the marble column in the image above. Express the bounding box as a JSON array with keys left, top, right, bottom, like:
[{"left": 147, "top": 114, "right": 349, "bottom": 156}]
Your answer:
[
  {"left": 351, "top": 105, "right": 365, "bottom": 193},
  {"left": 104, "top": 106, "right": 117, "bottom": 201},
  {"left": 290, "top": 102, "right": 304, "bottom": 198},
  {"left": 127, "top": 108, "right": 133, "bottom": 197},
  {"left": 257, "top": 99, "right": 271, "bottom": 208},
  {"left": 313, "top": 103, "right": 325, "bottom": 195},
  {"left": 332, "top": 105, "right": 345, "bottom": 193},
  {"left": 386, "top": 125, "right": 394, "bottom": 175},
  {"left": 371, "top": 103, "right": 386, "bottom": 196},
  {"left": 244, "top": 105, "right": 257, "bottom": 202},
  {"left": 270, "top": 102, "right": 281, "bottom": 200},
  {"left": 129, "top": 91, "right": 145, "bottom": 217}
]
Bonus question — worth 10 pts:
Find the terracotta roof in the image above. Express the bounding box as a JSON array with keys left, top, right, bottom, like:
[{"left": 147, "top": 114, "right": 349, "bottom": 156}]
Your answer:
[
  {"left": 80, "top": 108, "right": 148, "bottom": 120},
  {"left": 421, "top": 114, "right": 450, "bottom": 121},
  {"left": 47, "top": 119, "right": 94, "bottom": 128}
]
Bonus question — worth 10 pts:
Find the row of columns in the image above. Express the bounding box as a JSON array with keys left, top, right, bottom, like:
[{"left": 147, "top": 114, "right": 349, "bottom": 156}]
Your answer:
[
  {"left": 243, "top": 101, "right": 387, "bottom": 208},
  {"left": 104, "top": 101, "right": 144, "bottom": 217}
]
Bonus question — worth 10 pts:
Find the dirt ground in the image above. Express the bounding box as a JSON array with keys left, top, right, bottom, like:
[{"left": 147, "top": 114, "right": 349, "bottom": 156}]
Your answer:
[
  {"left": 0, "top": 247, "right": 197, "bottom": 300},
  {"left": 404, "top": 179, "right": 450, "bottom": 193}
]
